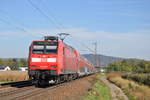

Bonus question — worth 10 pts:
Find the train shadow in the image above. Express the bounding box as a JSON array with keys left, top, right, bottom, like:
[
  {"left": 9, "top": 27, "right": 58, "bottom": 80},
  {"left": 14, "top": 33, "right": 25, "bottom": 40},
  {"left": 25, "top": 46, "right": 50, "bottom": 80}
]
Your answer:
[{"left": 0, "top": 80, "right": 33, "bottom": 88}]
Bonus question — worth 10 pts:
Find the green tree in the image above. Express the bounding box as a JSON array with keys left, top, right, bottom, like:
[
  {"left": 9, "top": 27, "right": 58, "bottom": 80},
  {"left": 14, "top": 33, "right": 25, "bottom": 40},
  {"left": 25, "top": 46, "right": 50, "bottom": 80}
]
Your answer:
[
  {"left": 107, "top": 59, "right": 150, "bottom": 73},
  {"left": 18, "top": 59, "right": 28, "bottom": 67}
]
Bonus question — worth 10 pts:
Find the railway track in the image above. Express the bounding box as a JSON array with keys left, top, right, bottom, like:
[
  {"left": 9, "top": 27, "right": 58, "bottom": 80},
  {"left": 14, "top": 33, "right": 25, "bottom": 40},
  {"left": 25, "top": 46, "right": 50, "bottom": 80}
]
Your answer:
[
  {"left": 0, "top": 76, "right": 88, "bottom": 100},
  {"left": 0, "top": 81, "right": 68, "bottom": 100},
  {"left": 9, "top": 85, "right": 63, "bottom": 100},
  {"left": 0, "top": 80, "right": 34, "bottom": 100},
  {"left": 0, "top": 75, "right": 95, "bottom": 100}
]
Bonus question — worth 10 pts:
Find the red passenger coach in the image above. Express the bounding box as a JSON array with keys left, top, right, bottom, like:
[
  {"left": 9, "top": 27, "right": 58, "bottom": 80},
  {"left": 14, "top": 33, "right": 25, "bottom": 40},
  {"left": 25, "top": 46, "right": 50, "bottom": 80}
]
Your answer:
[{"left": 28, "top": 36, "right": 95, "bottom": 86}]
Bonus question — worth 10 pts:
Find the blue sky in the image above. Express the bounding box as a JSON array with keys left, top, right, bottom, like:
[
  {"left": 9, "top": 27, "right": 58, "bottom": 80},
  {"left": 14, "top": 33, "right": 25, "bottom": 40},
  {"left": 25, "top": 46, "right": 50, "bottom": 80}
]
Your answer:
[{"left": 0, "top": 0, "right": 150, "bottom": 60}]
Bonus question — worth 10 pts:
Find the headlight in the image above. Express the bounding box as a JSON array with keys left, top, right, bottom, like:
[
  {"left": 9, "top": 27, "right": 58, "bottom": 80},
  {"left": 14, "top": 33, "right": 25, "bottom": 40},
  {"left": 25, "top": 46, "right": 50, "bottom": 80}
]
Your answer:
[
  {"left": 32, "top": 58, "right": 41, "bottom": 62},
  {"left": 47, "top": 58, "right": 56, "bottom": 62},
  {"left": 51, "top": 66, "right": 57, "bottom": 68},
  {"left": 32, "top": 65, "right": 38, "bottom": 67}
]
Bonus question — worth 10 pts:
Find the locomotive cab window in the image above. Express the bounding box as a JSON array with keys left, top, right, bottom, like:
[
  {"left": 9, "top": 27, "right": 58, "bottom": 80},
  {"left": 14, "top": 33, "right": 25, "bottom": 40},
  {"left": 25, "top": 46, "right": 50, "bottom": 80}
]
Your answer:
[
  {"left": 45, "top": 45, "right": 57, "bottom": 54},
  {"left": 32, "top": 42, "right": 58, "bottom": 54},
  {"left": 32, "top": 45, "right": 44, "bottom": 54}
]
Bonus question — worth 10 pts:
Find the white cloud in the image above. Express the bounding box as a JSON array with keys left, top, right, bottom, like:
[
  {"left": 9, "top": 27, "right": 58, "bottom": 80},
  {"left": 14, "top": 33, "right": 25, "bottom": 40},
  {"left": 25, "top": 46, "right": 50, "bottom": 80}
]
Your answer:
[{"left": 0, "top": 28, "right": 150, "bottom": 60}]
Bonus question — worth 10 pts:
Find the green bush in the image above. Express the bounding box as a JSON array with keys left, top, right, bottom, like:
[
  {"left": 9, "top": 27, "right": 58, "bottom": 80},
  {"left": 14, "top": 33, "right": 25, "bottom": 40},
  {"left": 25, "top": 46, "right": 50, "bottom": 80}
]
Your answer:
[
  {"left": 108, "top": 59, "right": 150, "bottom": 73},
  {"left": 122, "top": 74, "right": 150, "bottom": 86}
]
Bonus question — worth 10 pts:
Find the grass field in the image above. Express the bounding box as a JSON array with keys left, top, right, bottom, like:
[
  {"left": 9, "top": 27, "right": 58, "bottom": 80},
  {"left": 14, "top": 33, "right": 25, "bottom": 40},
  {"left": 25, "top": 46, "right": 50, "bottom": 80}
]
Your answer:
[
  {"left": 107, "top": 73, "right": 150, "bottom": 100},
  {"left": 83, "top": 74, "right": 111, "bottom": 100},
  {"left": 0, "top": 71, "right": 29, "bottom": 82}
]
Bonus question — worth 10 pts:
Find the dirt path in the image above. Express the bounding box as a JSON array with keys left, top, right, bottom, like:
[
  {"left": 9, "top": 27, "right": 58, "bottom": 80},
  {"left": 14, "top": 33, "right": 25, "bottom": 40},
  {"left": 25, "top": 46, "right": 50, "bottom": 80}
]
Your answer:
[{"left": 100, "top": 76, "right": 129, "bottom": 100}]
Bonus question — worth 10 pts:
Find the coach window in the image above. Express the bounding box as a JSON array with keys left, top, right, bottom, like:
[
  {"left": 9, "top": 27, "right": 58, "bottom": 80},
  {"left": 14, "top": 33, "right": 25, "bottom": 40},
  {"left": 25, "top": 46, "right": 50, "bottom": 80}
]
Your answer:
[{"left": 80, "top": 67, "right": 85, "bottom": 72}]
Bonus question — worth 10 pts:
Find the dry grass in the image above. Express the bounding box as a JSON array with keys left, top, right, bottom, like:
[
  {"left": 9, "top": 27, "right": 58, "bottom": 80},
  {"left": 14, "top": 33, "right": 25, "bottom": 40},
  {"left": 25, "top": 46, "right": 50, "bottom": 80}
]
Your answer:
[
  {"left": 107, "top": 73, "right": 125, "bottom": 80},
  {"left": 0, "top": 71, "right": 29, "bottom": 82},
  {"left": 108, "top": 76, "right": 150, "bottom": 100}
]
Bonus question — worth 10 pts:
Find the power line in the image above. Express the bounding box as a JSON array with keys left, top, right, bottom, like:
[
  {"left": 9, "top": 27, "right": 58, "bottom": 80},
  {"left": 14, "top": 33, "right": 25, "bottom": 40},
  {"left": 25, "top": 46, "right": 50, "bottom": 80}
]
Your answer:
[
  {"left": 69, "top": 35, "right": 95, "bottom": 53},
  {"left": 27, "top": 0, "right": 63, "bottom": 32},
  {"left": 0, "top": 9, "right": 27, "bottom": 29},
  {"left": 39, "top": 0, "right": 66, "bottom": 29},
  {"left": 0, "top": 17, "right": 29, "bottom": 33},
  {"left": 69, "top": 35, "right": 100, "bottom": 67},
  {"left": 32, "top": 0, "right": 97, "bottom": 55},
  {"left": 0, "top": 17, "right": 44, "bottom": 38},
  {"left": 35, "top": 0, "right": 94, "bottom": 53},
  {"left": 29, "top": 0, "right": 96, "bottom": 54},
  {"left": 0, "top": 9, "right": 45, "bottom": 37}
]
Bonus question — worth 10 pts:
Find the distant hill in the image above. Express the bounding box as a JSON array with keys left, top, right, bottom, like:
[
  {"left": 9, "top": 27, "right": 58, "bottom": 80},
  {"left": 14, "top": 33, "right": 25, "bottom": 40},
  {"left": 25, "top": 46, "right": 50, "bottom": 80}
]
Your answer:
[
  {"left": 82, "top": 54, "right": 123, "bottom": 67},
  {"left": 1, "top": 54, "right": 147, "bottom": 68}
]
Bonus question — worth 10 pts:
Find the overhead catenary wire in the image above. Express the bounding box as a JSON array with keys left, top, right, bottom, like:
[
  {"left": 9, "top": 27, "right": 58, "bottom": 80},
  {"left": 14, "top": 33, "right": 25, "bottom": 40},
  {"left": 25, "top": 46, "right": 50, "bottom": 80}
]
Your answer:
[
  {"left": 0, "top": 17, "right": 42, "bottom": 37},
  {"left": 0, "top": 1, "right": 96, "bottom": 55},
  {"left": 38, "top": 0, "right": 66, "bottom": 29},
  {"left": 34, "top": 0, "right": 95, "bottom": 53},
  {"left": 36, "top": 0, "right": 96, "bottom": 54},
  {"left": 27, "top": 0, "right": 63, "bottom": 33},
  {"left": 0, "top": 9, "right": 44, "bottom": 37},
  {"left": 0, "top": 17, "right": 29, "bottom": 33},
  {"left": 0, "top": 9, "right": 28, "bottom": 29},
  {"left": 69, "top": 35, "right": 95, "bottom": 54}
]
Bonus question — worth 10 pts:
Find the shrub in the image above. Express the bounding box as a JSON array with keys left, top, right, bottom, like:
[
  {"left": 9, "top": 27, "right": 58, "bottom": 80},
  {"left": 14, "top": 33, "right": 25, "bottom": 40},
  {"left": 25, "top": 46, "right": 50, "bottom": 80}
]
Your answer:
[{"left": 122, "top": 74, "right": 150, "bottom": 86}]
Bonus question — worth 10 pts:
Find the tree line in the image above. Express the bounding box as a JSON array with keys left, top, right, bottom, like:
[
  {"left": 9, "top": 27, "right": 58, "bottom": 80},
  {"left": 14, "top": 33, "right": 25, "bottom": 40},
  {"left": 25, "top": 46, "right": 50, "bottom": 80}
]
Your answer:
[
  {"left": 107, "top": 59, "right": 150, "bottom": 73},
  {"left": 0, "top": 58, "right": 28, "bottom": 70}
]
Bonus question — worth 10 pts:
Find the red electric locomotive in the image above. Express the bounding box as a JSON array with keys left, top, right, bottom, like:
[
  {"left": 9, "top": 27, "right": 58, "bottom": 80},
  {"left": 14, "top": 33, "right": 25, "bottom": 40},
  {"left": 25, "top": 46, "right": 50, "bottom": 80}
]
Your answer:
[{"left": 28, "top": 36, "right": 95, "bottom": 86}]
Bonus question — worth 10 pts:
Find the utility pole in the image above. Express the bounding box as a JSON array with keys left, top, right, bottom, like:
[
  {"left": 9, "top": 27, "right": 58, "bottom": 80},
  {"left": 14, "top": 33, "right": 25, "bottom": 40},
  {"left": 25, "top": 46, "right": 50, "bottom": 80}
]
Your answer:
[{"left": 93, "top": 42, "right": 98, "bottom": 67}]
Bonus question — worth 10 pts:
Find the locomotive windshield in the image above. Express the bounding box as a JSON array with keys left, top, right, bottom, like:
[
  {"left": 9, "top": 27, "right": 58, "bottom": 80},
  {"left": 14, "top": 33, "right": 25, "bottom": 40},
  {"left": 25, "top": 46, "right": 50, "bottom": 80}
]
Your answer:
[{"left": 32, "top": 42, "right": 58, "bottom": 54}]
